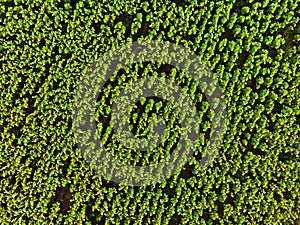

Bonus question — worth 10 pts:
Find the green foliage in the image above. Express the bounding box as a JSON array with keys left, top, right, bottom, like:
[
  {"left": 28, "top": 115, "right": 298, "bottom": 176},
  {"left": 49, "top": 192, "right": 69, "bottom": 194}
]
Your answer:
[{"left": 0, "top": 0, "right": 299, "bottom": 224}]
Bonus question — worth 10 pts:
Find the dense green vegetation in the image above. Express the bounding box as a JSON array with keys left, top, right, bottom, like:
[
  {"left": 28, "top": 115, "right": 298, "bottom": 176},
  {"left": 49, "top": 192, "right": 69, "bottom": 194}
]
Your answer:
[{"left": 1, "top": 0, "right": 299, "bottom": 224}]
